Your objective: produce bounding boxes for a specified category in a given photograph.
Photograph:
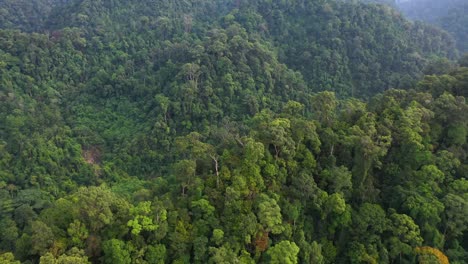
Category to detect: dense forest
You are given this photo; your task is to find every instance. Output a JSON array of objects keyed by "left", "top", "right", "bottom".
[
  {"left": 0, "top": 0, "right": 466, "bottom": 263},
  {"left": 397, "top": 0, "right": 468, "bottom": 52}
]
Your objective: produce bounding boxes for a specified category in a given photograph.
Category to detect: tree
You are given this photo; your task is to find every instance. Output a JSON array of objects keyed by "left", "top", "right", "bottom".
[
  {"left": 319, "top": 166, "right": 352, "bottom": 196},
  {"left": 0, "top": 252, "right": 20, "bottom": 264},
  {"left": 127, "top": 201, "right": 160, "bottom": 235},
  {"left": 283, "top": 101, "right": 305, "bottom": 117},
  {"left": 208, "top": 244, "right": 238, "bottom": 264},
  {"left": 310, "top": 92, "right": 337, "bottom": 126},
  {"left": 175, "top": 132, "right": 221, "bottom": 187},
  {"left": 39, "top": 248, "right": 91, "bottom": 264},
  {"left": 256, "top": 194, "right": 284, "bottom": 235},
  {"left": 102, "top": 239, "right": 131, "bottom": 264},
  {"left": 349, "top": 111, "right": 391, "bottom": 200},
  {"left": 309, "top": 241, "right": 325, "bottom": 264},
  {"left": 346, "top": 242, "right": 378, "bottom": 264},
  {"left": 442, "top": 193, "right": 468, "bottom": 239},
  {"left": 0, "top": 218, "right": 18, "bottom": 251},
  {"left": 13, "top": 204, "right": 36, "bottom": 230},
  {"left": 252, "top": 112, "right": 296, "bottom": 160},
  {"left": 415, "top": 247, "right": 449, "bottom": 264},
  {"left": 239, "top": 138, "right": 266, "bottom": 194},
  {"left": 154, "top": 94, "right": 171, "bottom": 122},
  {"left": 31, "top": 220, "right": 55, "bottom": 256},
  {"left": 193, "top": 236, "right": 209, "bottom": 263},
  {"left": 351, "top": 203, "right": 388, "bottom": 244},
  {"left": 173, "top": 159, "right": 196, "bottom": 195},
  {"left": 212, "top": 229, "right": 224, "bottom": 246},
  {"left": 67, "top": 220, "right": 89, "bottom": 248},
  {"left": 265, "top": 241, "right": 300, "bottom": 264},
  {"left": 71, "top": 185, "right": 130, "bottom": 233},
  {"left": 145, "top": 244, "right": 166, "bottom": 264},
  {"left": 386, "top": 211, "right": 423, "bottom": 260}
]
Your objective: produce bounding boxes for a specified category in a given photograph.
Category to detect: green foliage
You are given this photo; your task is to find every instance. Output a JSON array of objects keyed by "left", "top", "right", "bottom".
[
  {"left": 398, "top": 0, "right": 468, "bottom": 52},
  {"left": 265, "top": 241, "right": 300, "bottom": 264},
  {"left": 256, "top": 194, "right": 284, "bottom": 235},
  {"left": 212, "top": 229, "right": 224, "bottom": 246},
  {"left": 39, "top": 248, "right": 90, "bottom": 264},
  {"left": 67, "top": 220, "right": 88, "bottom": 247},
  {"left": 71, "top": 185, "right": 130, "bottom": 233},
  {"left": 127, "top": 201, "right": 159, "bottom": 235},
  {"left": 30, "top": 221, "right": 55, "bottom": 256},
  {"left": 145, "top": 244, "right": 166, "bottom": 264},
  {"left": 0, "top": 252, "right": 20, "bottom": 264},
  {"left": 0, "top": 0, "right": 465, "bottom": 263},
  {"left": 102, "top": 239, "right": 131, "bottom": 264}
]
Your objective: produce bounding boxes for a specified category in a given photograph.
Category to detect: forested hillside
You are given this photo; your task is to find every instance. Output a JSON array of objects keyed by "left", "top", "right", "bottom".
[
  {"left": 0, "top": 0, "right": 63, "bottom": 31},
  {"left": 0, "top": 0, "right": 466, "bottom": 263},
  {"left": 397, "top": 0, "right": 468, "bottom": 52}
]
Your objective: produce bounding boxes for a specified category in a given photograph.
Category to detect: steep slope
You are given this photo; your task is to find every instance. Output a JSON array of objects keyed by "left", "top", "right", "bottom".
[
  {"left": 25, "top": 0, "right": 456, "bottom": 98},
  {"left": 439, "top": 3, "right": 468, "bottom": 52},
  {"left": 0, "top": 0, "right": 67, "bottom": 31},
  {"left": 397, "top": 0, "right": 465, "bottom": 23},
  {"left": 397, "top": 0, "right": 468, "bottom": 52},
  {"left": 236, "top": 0, "right": 456, "bottom": 96},
  {"left": 0, "top": 0, "right": 466, "bottom": 263}
]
